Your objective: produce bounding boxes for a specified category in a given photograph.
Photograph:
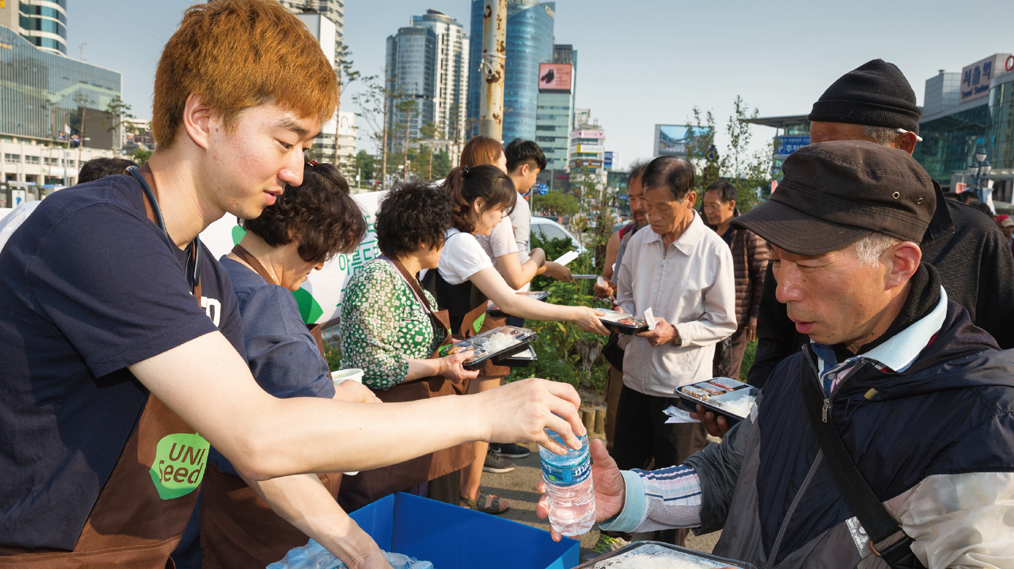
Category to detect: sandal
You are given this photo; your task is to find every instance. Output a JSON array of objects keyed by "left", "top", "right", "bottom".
[{"left": 460, "top": 490, "right": 510, "bottom": 515}]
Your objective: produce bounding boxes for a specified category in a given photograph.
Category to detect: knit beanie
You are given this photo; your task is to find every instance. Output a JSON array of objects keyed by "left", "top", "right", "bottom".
[{"left": 808, "top": 59, "right": 921, "bottom": 134}]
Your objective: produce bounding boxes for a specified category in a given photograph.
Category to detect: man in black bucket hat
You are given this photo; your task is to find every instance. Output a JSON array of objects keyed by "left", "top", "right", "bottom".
[
  {"left": 540, "top": 141, "right": 1014, "bottom": 569},
  {"left": 746, "top": 59, "right": 1014, "bottom": 395}
]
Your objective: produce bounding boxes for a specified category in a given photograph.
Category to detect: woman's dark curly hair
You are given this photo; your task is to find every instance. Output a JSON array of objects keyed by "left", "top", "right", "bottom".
[
  {"left": 242, "top": 163, "right": 366, "bottom": 263},
  {"left": 375, "top": 182, "right": 451, "bottom": 259},
  {"left": 443, "top": 165, "right": 516, "bottom": 234}
]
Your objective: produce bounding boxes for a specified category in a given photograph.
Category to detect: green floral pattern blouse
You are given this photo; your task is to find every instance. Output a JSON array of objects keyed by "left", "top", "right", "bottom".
[{"left": 339, "top": 259, "right": 444, "bottom": 390}]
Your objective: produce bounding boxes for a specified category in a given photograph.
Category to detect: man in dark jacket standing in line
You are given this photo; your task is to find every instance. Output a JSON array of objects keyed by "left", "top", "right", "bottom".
[
  {"left": 703, "top": 180, "right": 769, "bottom": 379},
  {"left": 748, "top": 59, "right": 1014, "bottom": 389},
  {"left": 541, "top": 142, "right": 1014, "bottom": 568}
]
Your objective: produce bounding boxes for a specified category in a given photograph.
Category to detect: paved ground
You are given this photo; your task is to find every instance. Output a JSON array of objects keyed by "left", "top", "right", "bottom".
[{"left": 479, "top": 442, "right": 721, "bottom": 563}]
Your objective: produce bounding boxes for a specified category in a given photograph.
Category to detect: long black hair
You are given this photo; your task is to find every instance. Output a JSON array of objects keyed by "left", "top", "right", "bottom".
[{"left": 443, "top": 164, "right": 516, "bottom": 234}]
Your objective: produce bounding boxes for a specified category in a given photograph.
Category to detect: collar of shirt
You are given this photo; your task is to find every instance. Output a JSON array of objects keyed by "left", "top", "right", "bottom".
[
  {"left": 642, "top": 210, "right": 705, "bottom": 256},
  {"left": 811, "top": 286, "right": 948, "bottom": 394}
]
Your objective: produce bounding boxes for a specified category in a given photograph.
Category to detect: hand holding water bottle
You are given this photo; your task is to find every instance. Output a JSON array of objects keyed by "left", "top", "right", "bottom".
[{"left": 536, "top": 438, "right": 627, "bottom": 542}]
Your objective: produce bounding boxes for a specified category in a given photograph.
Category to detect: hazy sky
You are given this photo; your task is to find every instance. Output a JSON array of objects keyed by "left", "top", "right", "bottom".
[{"left": 67, "top": 0, "right": 1013, "bottom": 167}]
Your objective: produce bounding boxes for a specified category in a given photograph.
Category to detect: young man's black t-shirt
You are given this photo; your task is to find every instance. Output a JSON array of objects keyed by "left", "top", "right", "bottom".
[{"left": 0, "top": 174, "right": 245, "bottom": 550}]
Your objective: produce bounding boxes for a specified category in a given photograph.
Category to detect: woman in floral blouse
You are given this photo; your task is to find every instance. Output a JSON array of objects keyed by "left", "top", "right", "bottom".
[
  {"left": 339, "top": 184, "right": 477, "bottom": 389},
  {"left": 338, "top": 183, "right": 478, "bottom": 511}
]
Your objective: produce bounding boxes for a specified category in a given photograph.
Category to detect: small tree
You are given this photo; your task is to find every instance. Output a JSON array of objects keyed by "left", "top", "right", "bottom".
[
  {"left": 131, "top": 147, "right": 153, "bottom": 164},
  {"left": 104, "top": 96, "right": 135, "bottom": 157},
  {"left": 394, "top": 98, "right": 418, "bottom": 181},
  {"left": 431, "top": 149, "right": 452, "bottom": 180},
  {"left": 416, "top": 121, "right": 439, "bottom": 181},
  {"left": 352, "top": 71, "right": 397, "bottom": 190},
  {"left": 333, "top": 43, "right": 363, "bottom": 169},
  {"left": 354, "top": 150, "right": 375, "bottom": 186},
  {"left": 536, "top": 191, "right": 579, "bottom": 217},
  {"left": 684, "top": 96, "right": 772, "bottom": 212}
]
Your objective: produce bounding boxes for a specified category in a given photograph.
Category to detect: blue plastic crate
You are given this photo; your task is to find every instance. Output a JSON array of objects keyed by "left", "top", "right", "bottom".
[{"left": 350, "top": 493, "right": 580, "bottom": 569}]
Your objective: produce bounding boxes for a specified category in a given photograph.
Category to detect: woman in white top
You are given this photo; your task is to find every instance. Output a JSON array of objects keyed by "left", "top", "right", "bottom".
[
  {"left": 461, "top": 135, "right": 548, "bottom": 289},
  {"left": 427, "top": 164, "right": 608, "bottom": 514}
]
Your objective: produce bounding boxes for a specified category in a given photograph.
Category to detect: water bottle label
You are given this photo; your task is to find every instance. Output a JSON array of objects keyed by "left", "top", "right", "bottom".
[{"left": 542, "top": 453, "right": 590, "bottom": 487}]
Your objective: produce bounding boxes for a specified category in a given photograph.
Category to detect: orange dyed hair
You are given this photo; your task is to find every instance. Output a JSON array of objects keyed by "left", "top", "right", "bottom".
[
  {"left": 459, "top": 136, "right": 504, "bottom": 167},
  {"left": 152, "top": 0, "right": 338, "bottom": 148}
]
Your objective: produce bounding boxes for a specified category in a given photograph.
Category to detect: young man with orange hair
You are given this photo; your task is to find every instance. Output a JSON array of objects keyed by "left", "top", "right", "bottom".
[{"left": 0, "top": 2, "right": 586, "bottom": 568}]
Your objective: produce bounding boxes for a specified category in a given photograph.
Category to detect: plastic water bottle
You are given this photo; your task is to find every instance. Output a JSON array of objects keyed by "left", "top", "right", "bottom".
[{"left": 539, "top": 431, "right": 596, "bottom": 536}]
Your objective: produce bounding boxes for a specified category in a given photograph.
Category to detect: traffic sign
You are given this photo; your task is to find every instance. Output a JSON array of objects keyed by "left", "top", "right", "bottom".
[{"left": 534, "top": 183, "right": 549, "bottom": 196}]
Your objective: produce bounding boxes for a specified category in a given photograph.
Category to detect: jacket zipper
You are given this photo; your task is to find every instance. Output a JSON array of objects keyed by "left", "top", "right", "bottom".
[
  {"left": 764, "top": 451, "right": 825, "bottom": 569},
  {"left": 804, "top": 350, "right": 864, "bottom": 423},
  {"left": 764, "top": 351, "right": 866, "bottom": 567}
]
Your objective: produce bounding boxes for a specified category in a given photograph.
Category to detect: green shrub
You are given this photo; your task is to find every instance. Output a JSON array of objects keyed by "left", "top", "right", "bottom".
[
  {"left": 514, "top": 233, "right": 611, "bottom": 394},
  {"left": 739, "top": 340, "right": 757, "bottom": 381},
  {"left": 324, "top": 346, "right": 342, "bottom": 372}
]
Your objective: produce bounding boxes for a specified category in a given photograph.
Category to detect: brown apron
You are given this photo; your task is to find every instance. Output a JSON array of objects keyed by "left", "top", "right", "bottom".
[
  {"left": 0, "top": 166, "right": 211, "bottom": 568},
  {"left": 337, "top": 258, "right": 475, "bottom": 511},
  {"left": 195, "top": 246, "right": 343, "bottom": 569}
]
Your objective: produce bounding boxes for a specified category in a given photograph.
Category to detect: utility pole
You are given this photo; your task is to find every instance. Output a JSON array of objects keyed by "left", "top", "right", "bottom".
[
  {"left": 75, "top": 95, "right": 88, "bottom": 184},
  {"left": 333, "top": 44, "right": 342, "bottom": 168},
  {"left": 402, "top": 105, "right": 411, "bottom": 180},
  {"left": 380, "top": 91, "right": 389, "bottom": 190},
  {"left": 478, "top": 0, "right": 506, "bottom": 141}
]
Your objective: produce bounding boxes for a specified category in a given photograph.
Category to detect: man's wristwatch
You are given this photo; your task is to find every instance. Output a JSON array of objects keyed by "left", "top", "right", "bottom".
[{"left": 671, "top": 326, "right": 681, "bottom": 347}]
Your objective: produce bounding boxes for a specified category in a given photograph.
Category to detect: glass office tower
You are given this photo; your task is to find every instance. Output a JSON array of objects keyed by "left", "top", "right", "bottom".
[
  {"left": 11, "top": 0, "right": 68, "bottom": 56},
  {"left": 0, "top": 25, "right": 121, "bottom": 143},
  {"left": 467, "top": 0, "right": 555, "bottom": 143}
]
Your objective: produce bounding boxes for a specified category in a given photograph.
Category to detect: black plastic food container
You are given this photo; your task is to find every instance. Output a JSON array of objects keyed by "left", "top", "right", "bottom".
[{"left": 574, "top": 540, "right": 757, "bottom": 569}]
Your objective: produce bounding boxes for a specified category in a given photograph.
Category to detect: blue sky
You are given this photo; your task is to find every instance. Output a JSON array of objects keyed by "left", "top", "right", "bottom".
[{"left": 68, "top": 0, "right": 1012, "bottom": 167}]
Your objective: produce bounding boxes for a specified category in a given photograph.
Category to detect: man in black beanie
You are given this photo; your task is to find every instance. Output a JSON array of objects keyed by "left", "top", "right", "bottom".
[
  {"left": 807, "top": 59, "right": 921, "bottom": 154},
  {"left": 740, "top": 59, "right": 1014, "bottom": 400}
]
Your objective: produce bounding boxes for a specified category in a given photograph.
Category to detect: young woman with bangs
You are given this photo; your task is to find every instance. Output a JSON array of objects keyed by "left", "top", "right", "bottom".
[{"left": 424, "top": 165, "right": 609, "bottom": 515}]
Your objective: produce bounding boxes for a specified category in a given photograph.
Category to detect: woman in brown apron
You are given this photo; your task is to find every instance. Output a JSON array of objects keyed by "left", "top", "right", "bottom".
[
  {"left": 337, "top": 183, "right": 479, "bottom": 512},
  {"left": 195, "top": 163, "right": 382, "bottom": 569},
  {"left": 423, "top": 165, "right": 610, "bottom": 514}
]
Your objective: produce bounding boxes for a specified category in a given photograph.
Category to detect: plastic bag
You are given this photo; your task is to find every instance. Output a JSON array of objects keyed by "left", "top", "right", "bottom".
[{"left": 266, "top": 539, "right": 434, "bottom": 569}]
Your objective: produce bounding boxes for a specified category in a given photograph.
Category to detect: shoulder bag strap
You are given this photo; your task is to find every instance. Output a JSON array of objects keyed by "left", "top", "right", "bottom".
[
  {"left": 230, "top": 244, "right": 278, "bottom": 285},
  {"left": 799, "top": 359, "right": 926, "bottom": 569},
  {"left": 384, "top": 257, "right": 448, "bottom": 337},
  {"left": 385, "top": 256, "right": 435, "bottom": 313}
]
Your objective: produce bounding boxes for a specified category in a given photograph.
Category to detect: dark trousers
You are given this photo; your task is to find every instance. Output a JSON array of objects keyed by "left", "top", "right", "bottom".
[
  {"left": 611, "top": 384, "right": 708, "bottom": 546},
  {"left": 715, "top": 327, "right": 751, "bottom": 380}
]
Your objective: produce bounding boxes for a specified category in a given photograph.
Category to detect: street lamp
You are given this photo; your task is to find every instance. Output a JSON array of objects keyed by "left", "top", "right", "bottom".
[{"left": 967, "top": 147, "right": 991, "bottom": 203}]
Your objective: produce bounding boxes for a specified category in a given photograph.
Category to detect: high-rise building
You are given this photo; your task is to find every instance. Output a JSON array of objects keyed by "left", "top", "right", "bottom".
[
  {"left": 569, "top": 110, "right": 606, "bottom": 185},
  {"left": 0, "top": 0, "right": 67, "bottom": 56},
  {"left": 279, "top": 0, "right": 344, "bottom": 61},
  {"left": 467, "top": 0, "right": 555, "bottom": 143},
  {"left": 0, "top": 3, "right": 121, "bottom": 187},
  {"left": 279, "top": 2, "right": 353, "bottom": 168},
  {"left": 411, "top": 10, "right": 468, "bottom": 144},
  {"left": 385, "top": 10, "right": 468, "bottom": 153},
  {"left": 534, "top": 44, "right": 576, "bottom": 171}
]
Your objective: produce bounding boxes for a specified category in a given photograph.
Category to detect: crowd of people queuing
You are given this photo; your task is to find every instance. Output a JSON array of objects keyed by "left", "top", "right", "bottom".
[
  {"left": 0, "top": 2, "right": 1012, "bottom": 569},
  {"left": 543, "top": 59, "right": 1014, "bottom": 568}
]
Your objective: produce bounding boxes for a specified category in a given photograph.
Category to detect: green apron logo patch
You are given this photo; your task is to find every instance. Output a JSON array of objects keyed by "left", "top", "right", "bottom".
[{"left": 149, "top": 433, "right": 210, "bottom": 500}]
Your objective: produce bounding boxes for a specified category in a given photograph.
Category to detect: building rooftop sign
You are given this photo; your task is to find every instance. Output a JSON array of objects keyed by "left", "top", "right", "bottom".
[
  {"left": 538, "top": 63, "right": 572, "bottom": 93},
  {"left": 961, "top": 53, "right": 1011, "bottom": 103}
]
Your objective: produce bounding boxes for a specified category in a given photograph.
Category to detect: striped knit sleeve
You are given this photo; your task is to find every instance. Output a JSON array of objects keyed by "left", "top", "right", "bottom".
[{"left": 599, "top": 465, "right": 703, "bottom": 533}]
